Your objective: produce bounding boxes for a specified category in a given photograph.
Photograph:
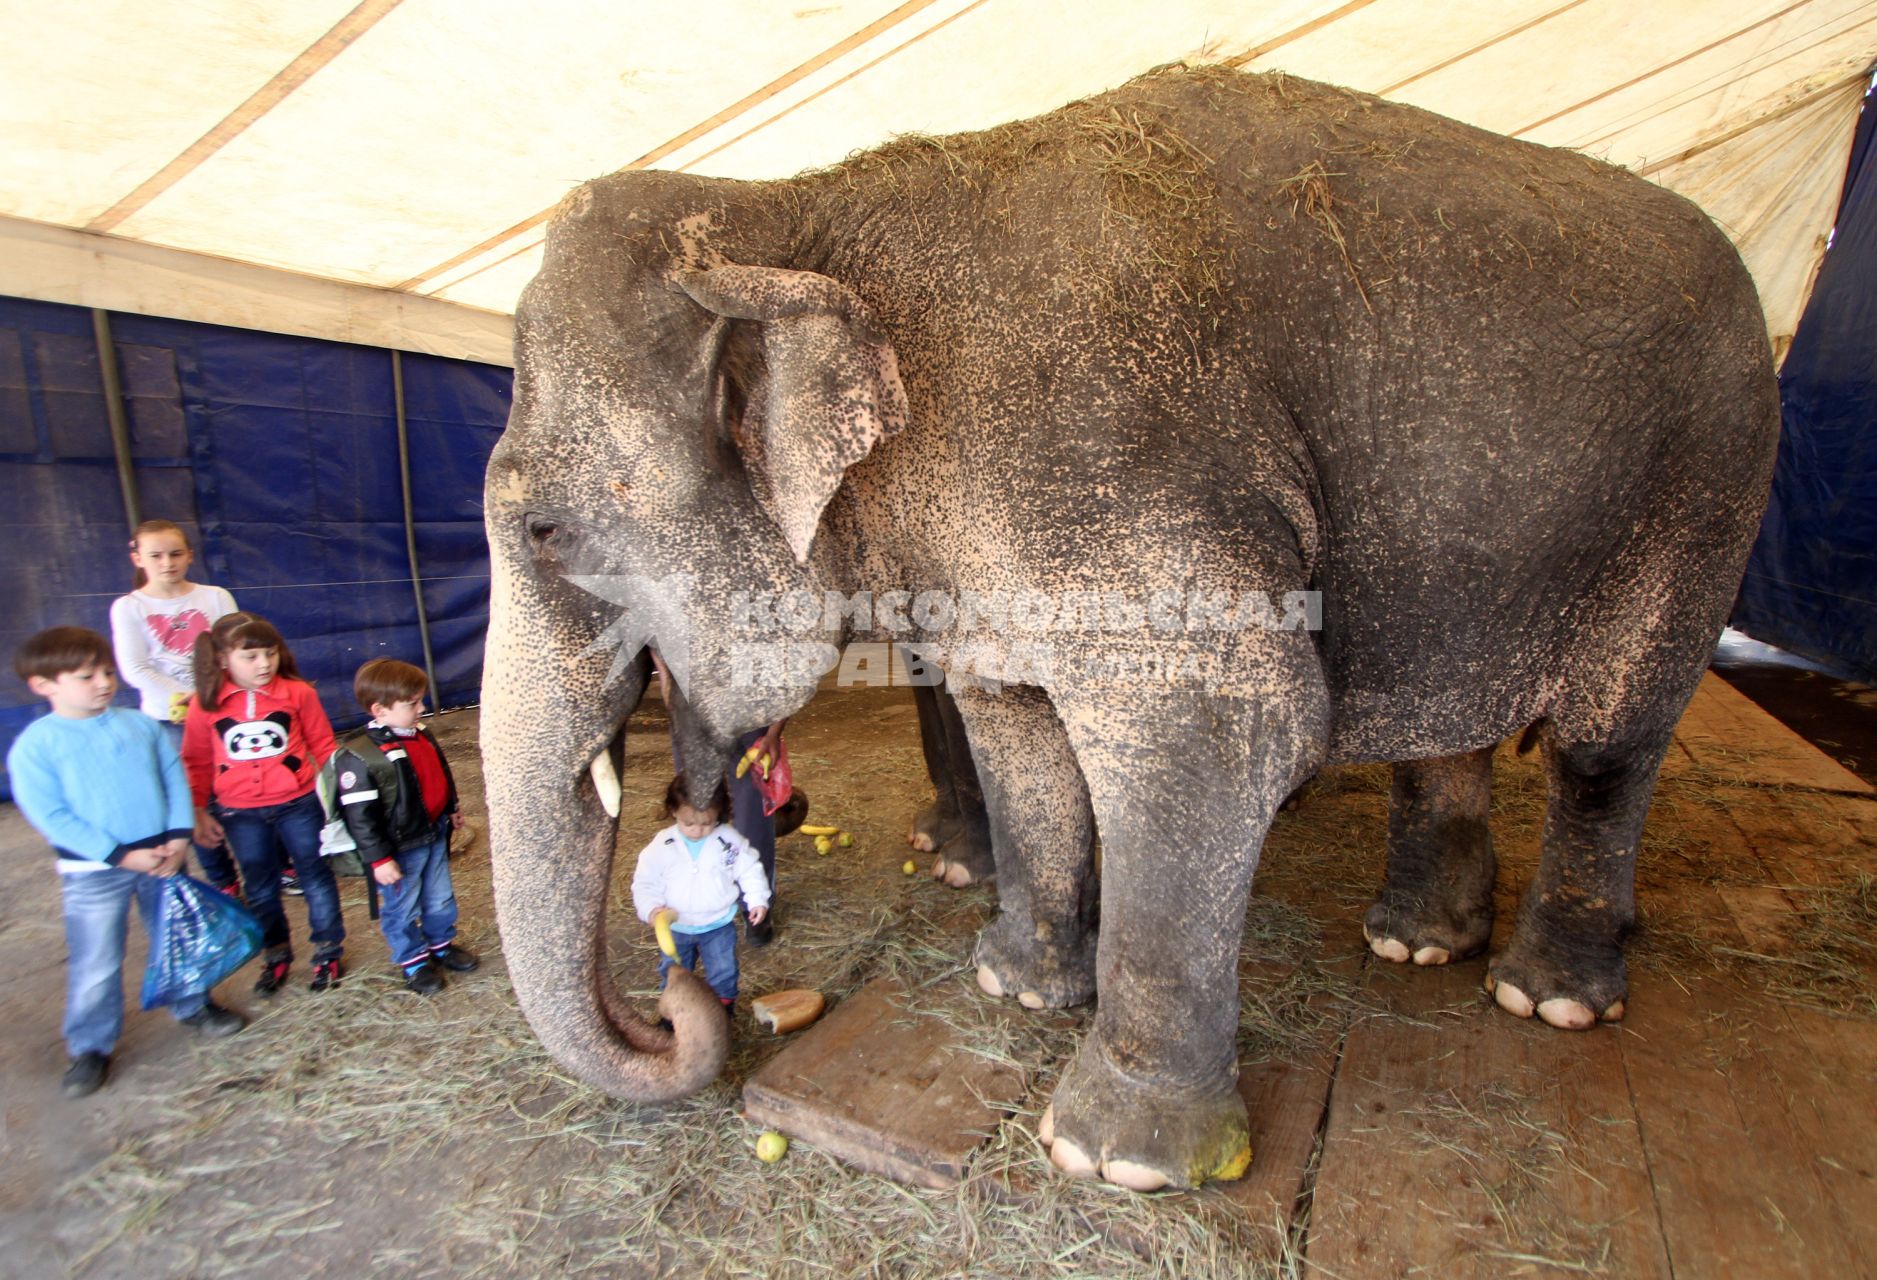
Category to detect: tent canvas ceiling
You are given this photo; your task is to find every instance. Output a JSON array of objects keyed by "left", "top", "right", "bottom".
[{"left": 2, "top": 0, "right": 1874, "bottom": 366}]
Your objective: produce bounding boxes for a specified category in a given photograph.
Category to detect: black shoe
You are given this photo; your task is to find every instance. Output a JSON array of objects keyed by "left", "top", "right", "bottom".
[
  {"left": 747, "top": 911, "right": 774, "bottom": 949},
  {"left": 310, "top": 958, "right": 343, "bottom": 992},
  {"left": 404, "top": 963, "right": 444, "bottom": 995},
  {"left": 429, "top": 944, "right": 479, "bottom": 973},
  {"left": 179, "top": 1002, "right": 246, "bottom": 1038},
  {"left": 62, "top": 1051, "right": 109, "bottom": 1098},
  {"left": 254, "top": 955, "right": 291, "bottom": 997},
  {"left": 279, "top": 870, "right": 303, "bottom": 897}
]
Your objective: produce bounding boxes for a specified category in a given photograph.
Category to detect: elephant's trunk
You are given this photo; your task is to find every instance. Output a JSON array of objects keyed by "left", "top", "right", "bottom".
[{"left": 482, "top": 558, "right": 729, "bottom": 1102}]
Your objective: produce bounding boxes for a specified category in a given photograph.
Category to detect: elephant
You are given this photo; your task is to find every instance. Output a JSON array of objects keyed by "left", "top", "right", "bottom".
[
  {"left": 905, "top": 661, "right": 996, "bottom": 886},
  {"left": 480, "top": 65, "right": 1779, "bottom": 1192}
]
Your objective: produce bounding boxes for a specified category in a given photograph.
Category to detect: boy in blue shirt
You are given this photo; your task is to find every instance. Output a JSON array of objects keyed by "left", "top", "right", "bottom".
[{"left": 8, "top": 627, "right": 247, "bottom": 1098}]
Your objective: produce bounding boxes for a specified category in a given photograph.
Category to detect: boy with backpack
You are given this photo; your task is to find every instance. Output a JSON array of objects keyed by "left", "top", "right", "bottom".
[{"left": 325, "top": 659, "right": 478, "bottom": 994}]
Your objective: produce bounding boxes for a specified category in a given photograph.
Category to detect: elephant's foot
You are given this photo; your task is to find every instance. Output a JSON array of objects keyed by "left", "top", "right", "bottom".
[
  {"left": 1037, "top": 1038, "right": 1251, "bottom": 1191},
  {"left": 908, "top": 798, "right": 962, "bottom": 854},
  {"left": 1362, "top": 890, "right": 1493, "bottom": 968},
  {"left": 929, "top": 826, "right": 996, "bottom": 888},
  {"left": 1484, "top": 933, "right": 1628, "bottom": 1029},
  {"left": 973, "top": 917, "right": 1096, "bottom": 1009}
]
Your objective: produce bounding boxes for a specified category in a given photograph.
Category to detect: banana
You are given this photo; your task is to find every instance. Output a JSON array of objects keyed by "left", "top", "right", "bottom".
[
  {"left": 798, "top": 824, "right": 841, "bottom": 837},
  {"left": 653, "top": 908, "right": 679, "bottom": 959}
]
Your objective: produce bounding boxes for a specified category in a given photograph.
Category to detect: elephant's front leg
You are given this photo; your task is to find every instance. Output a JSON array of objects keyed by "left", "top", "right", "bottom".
[
  {"left": 948, "top": 682, "right": 1097, "bottom": 1008},
  {"left": 1041, "top": 674, "right": 1325, "bottom": 1191}
]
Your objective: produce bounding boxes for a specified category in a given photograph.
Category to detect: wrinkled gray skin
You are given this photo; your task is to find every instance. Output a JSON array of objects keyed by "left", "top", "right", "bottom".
[
  {"left": 907, "top": 674, "right": 996, "bottom": 885},
  {"left": 482, "top": 67, "right": 1778, "bottom": 1190}
]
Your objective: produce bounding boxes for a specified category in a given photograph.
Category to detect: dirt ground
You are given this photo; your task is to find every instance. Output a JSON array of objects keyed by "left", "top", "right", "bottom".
[{"left": 2, "top": 679, "right": 1873, "bottom": 1278}]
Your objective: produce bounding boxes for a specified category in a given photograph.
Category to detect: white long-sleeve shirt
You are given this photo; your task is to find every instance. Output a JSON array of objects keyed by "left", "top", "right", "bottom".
[
  {"left": 108, "top": 584, "right": 237, "bottom": 719},
  {"left": 631, "top": 822, "right": 770, "bottom": 933}
]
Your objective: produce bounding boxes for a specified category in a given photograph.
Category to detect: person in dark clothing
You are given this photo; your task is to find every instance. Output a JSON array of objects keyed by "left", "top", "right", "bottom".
[{"left": 330, "top": 659, "right": 479, "bottom": 995}]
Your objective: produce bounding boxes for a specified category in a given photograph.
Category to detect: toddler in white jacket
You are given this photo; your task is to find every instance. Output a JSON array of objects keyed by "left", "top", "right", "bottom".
[{"left": 631, "top": 775, "right": 770, "bottom": 1013}]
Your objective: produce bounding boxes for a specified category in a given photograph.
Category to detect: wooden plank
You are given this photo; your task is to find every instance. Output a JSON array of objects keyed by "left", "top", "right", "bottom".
[
  {"left": 1204, "top": 960, "right": 1345, "bottom": 1240},
  {"left": 1307, "top": 958, "right": 1673, "bottom": 1279},
  {"left": 742, "top": 977, "right": 1024, "bottom": 1189},
  {"left": 1617, "top": 944, "right": 1869, "bottom": 1279},
  {"left": 1678, "top": 675, "right": 1874, "bottom": 795}
]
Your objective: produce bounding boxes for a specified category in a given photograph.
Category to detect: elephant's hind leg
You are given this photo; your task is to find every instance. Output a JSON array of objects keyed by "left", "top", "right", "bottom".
[
  {"left": 1485, "top": 724, "right": 1671, "bottom": 1029},
  {"left": 908, "top": 675, "right": 997, "bottom": 886},
  {"left": 951, "top": 682, "right": 1097, "bottom": 1008},
  {"left": 1364, "top": 746, "right": 1497, "bottom": 966}
]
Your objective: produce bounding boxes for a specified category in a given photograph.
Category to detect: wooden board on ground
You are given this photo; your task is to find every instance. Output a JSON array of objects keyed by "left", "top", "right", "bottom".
[
  {"left": 1618, "top": 958, "right": 1873, "bottom": 1279},
  {"left": 1307, "top": 957, "right": 1674, "bottom": 1279},
  {"left": 743, "top": 976, "right": 1025, "bottom": 1189},
  {"left": 1679, "top": 674, "right": 1874, "bottom": 794}
]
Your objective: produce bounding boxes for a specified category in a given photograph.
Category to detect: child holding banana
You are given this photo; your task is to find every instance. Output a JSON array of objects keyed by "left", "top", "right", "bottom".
[{"left": 632, "top": 774, "right": 770, "bottom": 1017}]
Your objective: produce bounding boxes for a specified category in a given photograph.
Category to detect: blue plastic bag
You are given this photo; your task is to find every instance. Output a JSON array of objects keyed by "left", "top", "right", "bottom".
[{"left": 140, "top": 873, "right": 265, "bottom": 1010}]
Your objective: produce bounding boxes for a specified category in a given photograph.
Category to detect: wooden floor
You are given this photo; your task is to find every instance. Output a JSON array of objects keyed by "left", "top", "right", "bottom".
[{"left": 1220, "top": 675, "right": 1877, "bottom": 1277}]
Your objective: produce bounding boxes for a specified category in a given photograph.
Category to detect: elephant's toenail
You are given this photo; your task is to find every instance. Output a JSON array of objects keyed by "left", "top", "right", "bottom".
[
  {"left": 1037, "top": 1104, "right": 1055, "bottom": 1145},
  {"left": 1103, "top": 1159, "right": 1170, "bottom": 1192},
  {"left": 1412, "top": 945, "right": 1451, "bottom": 966},
  {"left": 943, "top": 864, "right": 974, "bottom": 888},
  {"left": 930, "top": 856, "right": 947, "bottom": 879},
  {"left": 1017, "top": 991, "right": 1045, "bottom": 1009},
  {"left": 1601, "top": 1000, "right": 1626, "bottom": 1022},
  {"left": 976, "top": 964, "right": 1006, "bottom": 998},
  {"left": 1370, "top": 936, "right": 1411, "bottom": 963},
  {"left": 1537, "top": 997, "right": 1596, "bottom": 1030},
  {"left": 1491, "top": 979, "right": 1536, "bottom": 1017},
  {"left": 1050, "top": 1137, "right": 1097, "bottom": 1178}
]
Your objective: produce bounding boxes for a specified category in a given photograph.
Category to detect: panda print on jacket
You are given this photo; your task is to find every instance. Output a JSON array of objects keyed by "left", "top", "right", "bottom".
[
  {"left": 181, "top": 678, "right": 339, "bottom": 811},
  {"left": 216, "top": 711, "right": 301, "bottom": 774}
]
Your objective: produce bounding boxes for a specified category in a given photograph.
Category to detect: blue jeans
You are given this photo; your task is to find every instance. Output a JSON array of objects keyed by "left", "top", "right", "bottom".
[
  {"left": 61, "top": 867, "right": 207, "bottom": 1056},
  {"left": 657, "top": 922, "right": 740, "bottom": 1002},
  {"left": 377, "top": 824, "right": 459, "bottom": 970},
  {"left": 161, "top": 723, "right": 237, "bottom": 888},
  {"left": 217, "top": 792, "right": 344, "bottom": 962}
]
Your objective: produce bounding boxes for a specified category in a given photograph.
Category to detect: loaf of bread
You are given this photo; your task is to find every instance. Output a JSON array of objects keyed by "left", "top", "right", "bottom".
[{"left": 751, "top": 989, "right": 825, "bottom": 1034}]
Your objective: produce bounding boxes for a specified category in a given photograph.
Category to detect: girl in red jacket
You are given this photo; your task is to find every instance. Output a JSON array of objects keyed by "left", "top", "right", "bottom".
[{"left": 183, "top": 613, "right": 346, "bottom": 995}]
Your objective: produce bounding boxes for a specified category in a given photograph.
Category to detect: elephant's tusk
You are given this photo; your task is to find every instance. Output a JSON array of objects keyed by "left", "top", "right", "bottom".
[{"left": 589, "top": 750, "right": 622, "bottom": 819}]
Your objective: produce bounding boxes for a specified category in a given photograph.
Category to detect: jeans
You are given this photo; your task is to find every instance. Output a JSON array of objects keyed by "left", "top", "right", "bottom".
[
  {"left": 161, "top": 723, "right": 237, "bottom": 888},
  {"left": 217, "top": 792, "right": 344, "bottom": 963},
  {"left": 377, "top": 823, "right": 459, "bottom": 970},
  {"left": 657, "top": 921, "right": 740, "bottom": 1002},
  {"left": 61, "top": 867, "right": 207, "bottom": 1056}
]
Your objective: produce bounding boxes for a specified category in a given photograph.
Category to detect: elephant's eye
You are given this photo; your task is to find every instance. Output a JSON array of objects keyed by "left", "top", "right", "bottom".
[{"left": 524, "top": 514, "right": 561, "bottom": 548}]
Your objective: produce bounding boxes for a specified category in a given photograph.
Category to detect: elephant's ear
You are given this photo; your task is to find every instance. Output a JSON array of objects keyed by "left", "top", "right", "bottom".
[{"left": 674, "top": 264, "right": 908, "bottom": 563}]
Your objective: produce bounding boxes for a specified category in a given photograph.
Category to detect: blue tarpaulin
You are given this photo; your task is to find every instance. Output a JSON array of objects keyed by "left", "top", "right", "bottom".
[
  {"left": 1, "top": 296, "right": 510, "bottom": 800},
  {"left": 1734, "top": 79, "right": 1877, "bottom": 684}
]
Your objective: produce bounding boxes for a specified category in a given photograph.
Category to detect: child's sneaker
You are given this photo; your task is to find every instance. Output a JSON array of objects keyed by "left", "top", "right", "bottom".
[
  {"left": 404, "top": 963, "right": 444, "bottom": 995},
  {"left": 179, "top": 1002, "right": 247, "bottom": 1038},
  {"left": 253, "top": 953, "right": 291, "bottom": 997},
  {"left": 279, "top": 870, "right": 303, "bottom": 897},
  {"left": 309, "top": 958, "right": 343, "bottom": 992},
  {"left": 429, "top": 944, "right": 479, "bottom": 973},
  {"left": 217, "top": 881, "right": 245, "bottom": 903},
  {"left": 61, "top": 1051, "right": 109, "bottom": 1099}
]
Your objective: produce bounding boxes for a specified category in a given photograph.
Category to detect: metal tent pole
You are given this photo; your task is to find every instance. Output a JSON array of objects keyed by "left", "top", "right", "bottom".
[
  {"left": 91, "top": 309, "right": 141, "bottom": 532},
  {"left": 393, "top": 349, "right": 442, "bottom": 709}
]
